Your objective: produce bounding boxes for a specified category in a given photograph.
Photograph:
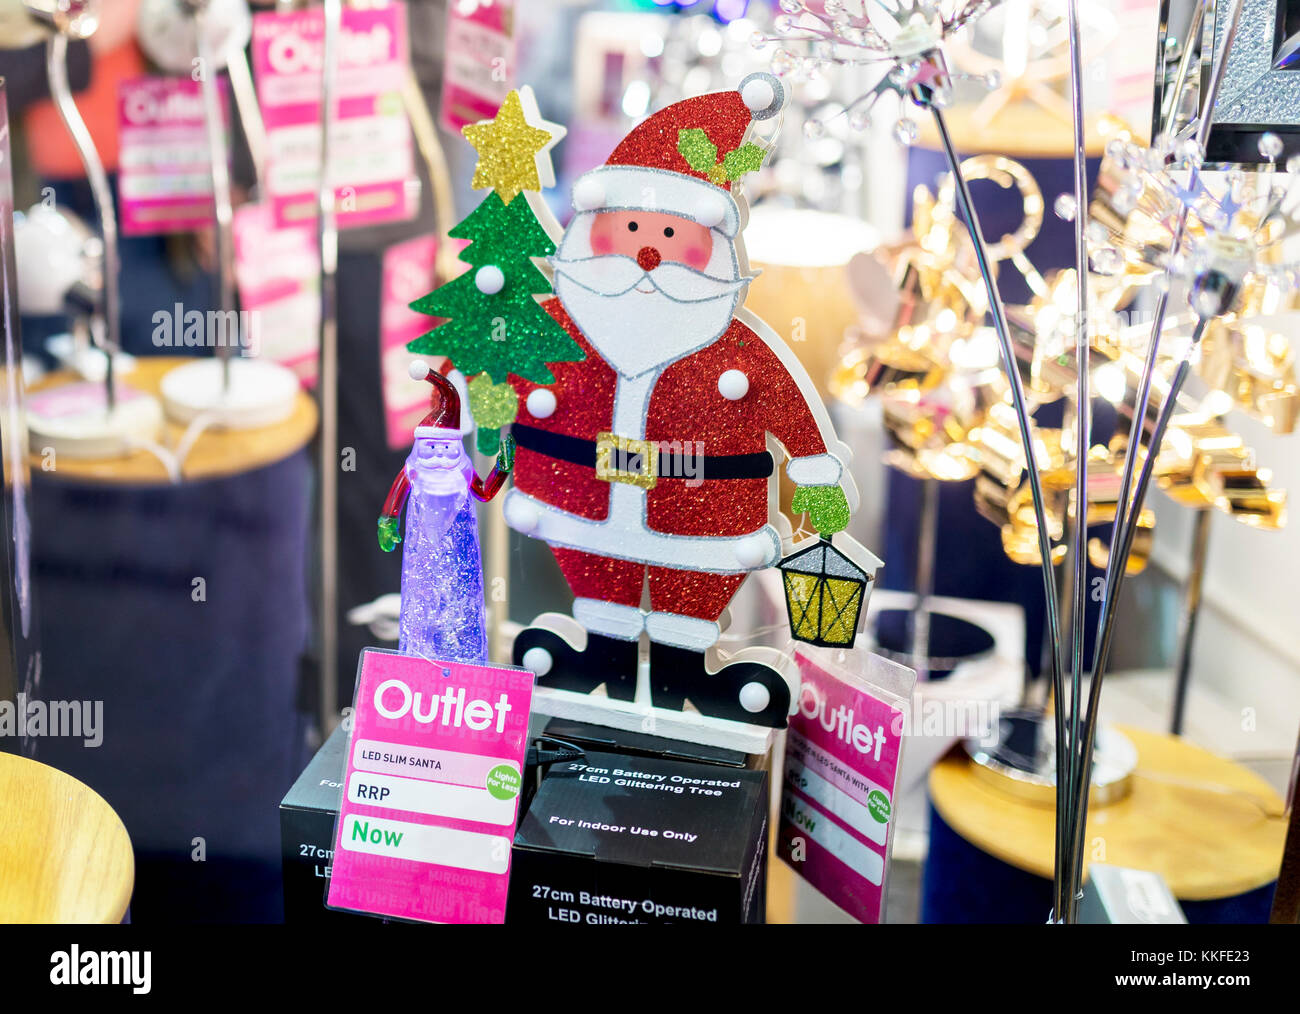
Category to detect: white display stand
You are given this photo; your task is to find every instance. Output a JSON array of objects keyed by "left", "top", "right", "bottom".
[
  {"left": 160, "top": 357, "right": 300, "bottom": 430},
  {"left": 27, "top": 383, "right": 165, "bottom": 460},
  {"left": 503, "top": 620, "right": 777, "bottom": 755}
]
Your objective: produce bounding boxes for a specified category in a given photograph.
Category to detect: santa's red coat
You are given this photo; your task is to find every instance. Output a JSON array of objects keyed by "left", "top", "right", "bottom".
[{"left": 503, "top": 298, "right": 835, "bottom": 572}]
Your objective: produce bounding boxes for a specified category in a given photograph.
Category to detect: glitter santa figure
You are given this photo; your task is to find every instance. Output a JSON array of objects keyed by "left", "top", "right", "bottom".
[
  {"left": 506, "top": 73, "right": 860, "bottom": 727},
  {"left": 378, "top": 363, "right": 514, "bottom": 663}
]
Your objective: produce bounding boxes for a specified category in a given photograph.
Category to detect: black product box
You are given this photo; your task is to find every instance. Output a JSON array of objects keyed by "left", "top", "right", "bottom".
[
  {"left": 542, "top": 718, "right": 767, "bottom": 770},
  {"left": 279, "top": 724, "right": 366, "bottom": 925},
  {"left": 508, "top": 750, "right": 769, "bottom": 925}
]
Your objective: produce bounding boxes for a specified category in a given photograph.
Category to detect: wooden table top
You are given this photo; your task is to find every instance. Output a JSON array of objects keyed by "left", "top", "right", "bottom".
[
  {"left": 929, "top": 725, "right": 1288, "bottom": 900},
  {"left": 26, "top": 357, "right": 319, "bottom": 485},
  {"left": 0, "top": 751, "right": 134, "bottom": 923}
]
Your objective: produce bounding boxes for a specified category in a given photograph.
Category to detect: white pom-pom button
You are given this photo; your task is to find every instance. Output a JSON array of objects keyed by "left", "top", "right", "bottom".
[
  {"left": 718, "top": 369, "right": 749, "bottom": 400},
  {"left": 741, "top": 78, "right": 775, "bottom": 113},
  {"left": 475, "top": 265, "right": 505, "bottom": 294},
  {"left": 573, "top": 176, "right": 607, "bottom": 211},
  {"left": 522, "top": 646, "right": 553, "bottom": 677},
  {"left": 696, "top": 192, "right": 728, "bottom": 229},
  {"left": 408, "top": 360, "right": 430, "bottom": 381},
  {"left": 505, "top": 497, "right": 541, "bottom": 534},
  {"left": 526, "top": 388, "right": 557, "bottom": 419},
  {"left": 734, "top": 534, "right": 769, "bottom": 569},
  {"left": 739, "top": 681, "right": 770, "bottom": 714}
]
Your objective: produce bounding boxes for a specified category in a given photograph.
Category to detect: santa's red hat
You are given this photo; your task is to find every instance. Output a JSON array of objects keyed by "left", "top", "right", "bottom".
[
  {"left": 570, "top": 72, "right": 784, "bottom": 240},
  {"left": 409, "top": 360, "right": 464, "bottom": 438}
]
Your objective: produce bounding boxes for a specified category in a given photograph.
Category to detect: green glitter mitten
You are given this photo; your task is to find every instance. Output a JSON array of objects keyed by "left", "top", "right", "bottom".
[{"left": 792, "top": 485, "right": 851, "bottom": 536}]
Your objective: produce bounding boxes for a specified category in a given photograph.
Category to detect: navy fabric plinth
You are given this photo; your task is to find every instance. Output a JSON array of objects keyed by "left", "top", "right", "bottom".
[
  {"left": 922, "top": 803, "right": 1276, "bottom": 924},
  {"left": 30, "top": 452, "right": 313, "bottom": 923}
]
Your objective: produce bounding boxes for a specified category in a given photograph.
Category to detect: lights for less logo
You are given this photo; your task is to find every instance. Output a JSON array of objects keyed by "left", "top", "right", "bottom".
[{"left": 486, "top": 763, "right": 522, "bottom": 800}]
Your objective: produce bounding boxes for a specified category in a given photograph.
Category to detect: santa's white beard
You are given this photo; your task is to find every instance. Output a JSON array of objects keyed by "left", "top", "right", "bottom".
[
  {"left": 552, "top": 215, "right": 747, "bottom": 377},
  {"left": 555, "top": 274, "right": 741, "bottom": 378}
]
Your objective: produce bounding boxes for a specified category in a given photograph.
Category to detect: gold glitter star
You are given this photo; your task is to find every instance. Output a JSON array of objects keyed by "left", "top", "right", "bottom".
[{"left": 462, "top": 87, "right": 565, "bottom": 205}]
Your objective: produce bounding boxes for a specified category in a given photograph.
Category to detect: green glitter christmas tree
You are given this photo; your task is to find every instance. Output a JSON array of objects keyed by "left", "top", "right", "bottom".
[{"left": 408, "top": 91, "right": 582, "bottom": 456}]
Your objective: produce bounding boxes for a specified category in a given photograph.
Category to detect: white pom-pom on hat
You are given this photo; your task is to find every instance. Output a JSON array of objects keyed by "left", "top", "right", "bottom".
[
  {"left": 738, "top": 71, "right": 784, "bottom": 120},
  {"left": 696, "top": 191, "right": 728, "bottom": 229},
  {"left": 573, "top": 175, "right": 607, "bottom": 211},
  {"left": 741, "top": 78, "right": 775, "bottom": 114},
  {"left": 408, "top": 360, "right": 430, "bottom": 381}
]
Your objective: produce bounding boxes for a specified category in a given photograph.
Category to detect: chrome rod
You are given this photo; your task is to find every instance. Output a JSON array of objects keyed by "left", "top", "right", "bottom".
[
  {"left": 193, "top": 4, "right": 237, "bottom": 389},
  {"left": 45, "top": 32, "right": 117, "bottom": 408},
  {"left": 1063, "top": 0, "right": 1091, "bottom": 915},
  {"left": 1170, "top": 507, "right": 1211, "bottom": 736},
  {"left": 929, "top": 103, "right": 1069, "bottom": 921},
  {"left": 1069, "top": 0, "right": 1244, "bottom": 919},
  {"left": 911, "top": 477, "right": 939, "bottom": 682},
  {"left": 1069, "top": 318, "right": 1209, "bottom": 913},
  {"left": 316, "top": 0, "right": 341, "bottom": 732}
]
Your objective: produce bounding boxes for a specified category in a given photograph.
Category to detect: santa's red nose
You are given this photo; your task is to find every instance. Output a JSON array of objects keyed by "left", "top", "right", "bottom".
[{"left": 636, "top": 246, "right": 661, "bottom": 272}]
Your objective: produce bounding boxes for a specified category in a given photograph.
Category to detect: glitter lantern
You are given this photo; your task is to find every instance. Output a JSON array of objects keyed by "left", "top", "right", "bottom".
[{"left": 780, "top": 537, "right": 871, "bottom": 648}]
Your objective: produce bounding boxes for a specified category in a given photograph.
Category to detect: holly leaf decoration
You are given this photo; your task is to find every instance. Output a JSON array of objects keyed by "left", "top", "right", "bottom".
[
  {"left": 677, "top": 128, "right": 719, "bottom": 173},
  {"left": 722, "top": 142, "right": 766, "bottom": 181}
]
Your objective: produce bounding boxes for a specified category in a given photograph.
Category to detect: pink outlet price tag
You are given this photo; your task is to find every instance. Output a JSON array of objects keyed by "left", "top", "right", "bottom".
[
  {"left": 117, "top": 76, "right": 227, "bottom": 236},
  {"left": 251, "top": 4, "right": 417, "bottom": 230},
  {"left": 777, "top": 646, "right": 910, "bottom": 924},
  {"left": 439, "top": 0, "right": 516, "bottom": 133},
  {"left": 327, "top": 649, "right": 534, "bottom": 924}
]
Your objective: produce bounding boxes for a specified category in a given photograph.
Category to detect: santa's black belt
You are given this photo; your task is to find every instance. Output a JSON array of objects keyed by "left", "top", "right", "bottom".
[{"left": 512, "top": 423, "right": 774, "bottom": 488}]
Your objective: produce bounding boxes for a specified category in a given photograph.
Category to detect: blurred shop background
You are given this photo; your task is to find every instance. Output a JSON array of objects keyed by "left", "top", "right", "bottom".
[{"left": 0, "top": 0, "right": 1295, "bottom": 925}]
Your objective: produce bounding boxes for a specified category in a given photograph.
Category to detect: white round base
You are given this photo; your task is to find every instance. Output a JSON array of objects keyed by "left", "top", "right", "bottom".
[
  {"left": 27, "top": 385, "right": 164, "bottom": 460},
  {"left": 160, "top": 358, "right": 299, "bottom": 430}
]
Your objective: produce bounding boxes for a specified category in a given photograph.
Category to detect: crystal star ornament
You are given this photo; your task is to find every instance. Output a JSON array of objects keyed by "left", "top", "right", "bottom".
[{"left": 462, "top": 86, "right": 565, "bottom": 205}]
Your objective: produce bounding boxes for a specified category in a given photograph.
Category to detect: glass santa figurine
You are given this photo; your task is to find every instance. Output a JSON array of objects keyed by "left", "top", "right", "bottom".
[{"left": 377, "top": 361, "right": 514, "bottom": 662}]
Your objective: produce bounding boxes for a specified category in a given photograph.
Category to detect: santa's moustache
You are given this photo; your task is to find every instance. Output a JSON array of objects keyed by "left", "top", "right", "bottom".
[{"left": 551, "top": 254, "right": 749, "bottom": 303}]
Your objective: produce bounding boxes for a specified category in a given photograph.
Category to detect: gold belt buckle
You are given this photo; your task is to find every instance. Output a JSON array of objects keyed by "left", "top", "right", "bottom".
[{"left": 595, "top": 432, "right": 658, "bottom": 490}]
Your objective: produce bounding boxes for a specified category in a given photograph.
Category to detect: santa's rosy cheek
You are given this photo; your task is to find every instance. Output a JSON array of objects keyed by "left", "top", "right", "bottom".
[
  {"left": 683, "top": 246, "right": 709, "bottom": 270},
  {"left": 591, "top": 232, "right": 614, "bottom": 256}
]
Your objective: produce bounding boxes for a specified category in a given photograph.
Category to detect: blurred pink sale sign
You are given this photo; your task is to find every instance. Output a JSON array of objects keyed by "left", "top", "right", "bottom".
[
  {"left": 327, "top": 649, "right": 534, "bottom": 924},
  {"left": 252, "top": 4, "right": 416, "bottom": 230},
  {"left": 117, "top": 76, "right": 226, "bottom": 236},
  {"left": 777, "top": 647, "right": 910, "bottom": 924}
]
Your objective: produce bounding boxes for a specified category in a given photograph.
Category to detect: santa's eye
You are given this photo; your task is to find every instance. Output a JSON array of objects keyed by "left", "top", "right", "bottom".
[
  {"left": 627, "top": 221, "right": 638, "bottom": 232},
  {"left": 664, "top": 227, "right": 675, "bottom": 238}
]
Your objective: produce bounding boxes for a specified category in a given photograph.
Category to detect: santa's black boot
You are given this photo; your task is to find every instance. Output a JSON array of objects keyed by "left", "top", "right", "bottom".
[
  {"left": 514, "top": 624, "right": 638, "bottom": 702},
  {"left": 649, "top": 641, "right": 790, "bottom": 728}
]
